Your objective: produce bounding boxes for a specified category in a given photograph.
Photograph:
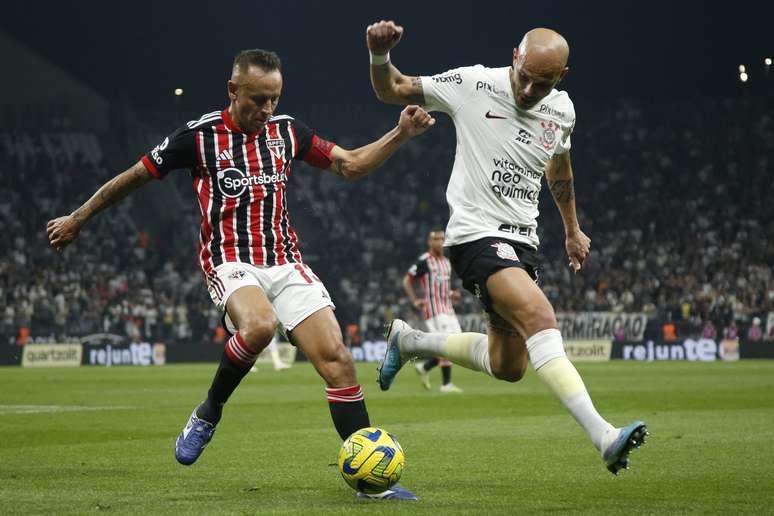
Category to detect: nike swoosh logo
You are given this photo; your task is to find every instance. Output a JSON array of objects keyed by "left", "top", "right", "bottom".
[
  {"left": 485, "top": 110, "right": 507, "bottom": 119},
  {"left": 182, "top": 422, "right": 192, "bottom": 439}
]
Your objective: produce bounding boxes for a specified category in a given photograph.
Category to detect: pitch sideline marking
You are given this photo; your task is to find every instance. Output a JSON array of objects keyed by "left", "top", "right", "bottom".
[{"left": 0, "top": 405, "right": 137, "bottom": 415}]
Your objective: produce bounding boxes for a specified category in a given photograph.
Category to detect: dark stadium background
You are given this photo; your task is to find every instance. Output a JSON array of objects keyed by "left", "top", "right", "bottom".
[
  {"left": 2, "top": 4, "right": 774, "bottom": 513},
  {"left": 3, "top": 1, "right": 771, "bottom": 105},
  {"left": 1, "top": 0, "right": 772, "bottom": 353}
]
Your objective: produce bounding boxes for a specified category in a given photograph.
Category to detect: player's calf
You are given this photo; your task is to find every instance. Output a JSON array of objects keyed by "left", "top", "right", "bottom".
[
  {"left": 315, "top": 345, "right": 369, "bottom": 439},
  {"left": 490, "top": 362, "right": 527, "bottom": 383},
  {"left": 486, "top": 312, "right": 529, "bottom": 383},
  {"left": 290, "top": 309, "right": 369, "bottom": 440}
]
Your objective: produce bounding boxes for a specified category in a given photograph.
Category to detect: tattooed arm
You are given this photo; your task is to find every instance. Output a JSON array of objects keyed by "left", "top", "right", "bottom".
[
  {"left": 366, "top": 21, "right": 425, "bottom": 105},
  {"left": 327, "top": 106, "right": 434, "bottom": 181},
  {"left": 47, "top": 161, "right": 154, "bottom": 251},
  {"left": 545, "top": 151, "right": 591, "bottom": 272}
]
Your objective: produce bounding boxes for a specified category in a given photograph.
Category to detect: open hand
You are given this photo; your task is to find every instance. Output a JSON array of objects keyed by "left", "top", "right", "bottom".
[
  {"left": 366, "top": 20, "right": 404, "bottom": 54},
  {"left": 398, "top": 105, "right": 435, "bottom": 137}
]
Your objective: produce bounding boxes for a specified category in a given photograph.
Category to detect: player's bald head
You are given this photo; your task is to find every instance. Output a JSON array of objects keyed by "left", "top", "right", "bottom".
[
  {"left": 516, "top": 28, "right": 569, "bottom": 78},
  {"left": 510, "top": 28, "right": 569, "bottom": 109}
]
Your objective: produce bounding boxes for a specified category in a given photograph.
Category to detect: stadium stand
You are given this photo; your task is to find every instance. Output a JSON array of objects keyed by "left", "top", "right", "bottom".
[{"left": 1, "top": 92, "right": 772, "bottom": 346}]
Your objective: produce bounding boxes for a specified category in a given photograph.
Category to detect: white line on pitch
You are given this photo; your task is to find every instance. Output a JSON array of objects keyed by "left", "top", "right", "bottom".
[{"left": 0, "top": 405, "right": 137, "bottom": 415}]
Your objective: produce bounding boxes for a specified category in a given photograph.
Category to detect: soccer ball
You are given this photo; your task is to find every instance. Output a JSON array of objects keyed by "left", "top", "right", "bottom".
[{"left": 338, "top": 427, "right": 405, "bottom": 494}]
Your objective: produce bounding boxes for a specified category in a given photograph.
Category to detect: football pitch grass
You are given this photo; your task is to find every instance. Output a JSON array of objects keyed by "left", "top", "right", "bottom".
[{"left": 1, "top": 360, "right": 773, "bottom": 515}]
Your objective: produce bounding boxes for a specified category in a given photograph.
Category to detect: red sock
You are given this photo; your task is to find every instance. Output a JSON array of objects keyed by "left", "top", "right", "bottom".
[
  {"left": 326, "top": 385, "right": 370, "bottom": 440},
  {"left": 224, "top": 332, "right": 258, "bottom": 367}
]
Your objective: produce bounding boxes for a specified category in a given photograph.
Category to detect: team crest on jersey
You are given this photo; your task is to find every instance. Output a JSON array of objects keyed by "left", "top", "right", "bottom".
[
  {"left": 228, "top": 269, "right": 247, "bottom": 280},
  {"left": 491, "top": 242, "right": 520, "bottom": 262},
  {"left": 266, "top": 138, "right": 286, "bottom": 160},
  {"left": 539, "top": 121, "right": 559, "bottom": 151}
]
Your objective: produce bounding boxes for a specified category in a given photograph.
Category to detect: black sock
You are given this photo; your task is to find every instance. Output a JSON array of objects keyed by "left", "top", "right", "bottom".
[
  {"left": 423, "top": 357, "right": 439, "bottom": 372},
  {"left": 441, "top": 365, "right": 451, "bottom": 385},
  {"left": 326, "top": 385, "right": 370, "bottom": 440},
  {"left": 196, "top": 333, "right": 257, "bottom": 425}
]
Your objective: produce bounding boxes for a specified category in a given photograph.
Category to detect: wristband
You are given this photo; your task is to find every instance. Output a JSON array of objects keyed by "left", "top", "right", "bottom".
[{"left": 369, "top": 51, "right": 390, "bottom": 66}]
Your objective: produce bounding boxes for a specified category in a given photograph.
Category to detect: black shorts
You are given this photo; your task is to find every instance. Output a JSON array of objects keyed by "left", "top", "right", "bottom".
[{"left": 448, "top": 237, "right": 540, "bottom": 313}]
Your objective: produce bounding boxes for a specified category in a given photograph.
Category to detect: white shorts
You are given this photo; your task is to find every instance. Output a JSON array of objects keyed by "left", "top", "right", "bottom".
[
  {"left": 425, "top": 313, "right": 462, "bottom": 334},
  {"left": 206, "top": 262, "right": 335, "bottom": 334}
]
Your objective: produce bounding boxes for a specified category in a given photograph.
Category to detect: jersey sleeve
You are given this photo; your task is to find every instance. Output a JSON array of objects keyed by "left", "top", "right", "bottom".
[
  {"left": 554, "top": 98, "right": 576, "bottom": 155},
  {"left": 407, "top": 255, "right": 429, "bottom": 278},
  {"left": 292, "top": 119, "right": 336, "bottom": 169},
  {"left": 420, "top": 65, "right": 481, "bottom": 115},
  {"left": 141, "top": 125, "right": 197, "bottom": 179}
]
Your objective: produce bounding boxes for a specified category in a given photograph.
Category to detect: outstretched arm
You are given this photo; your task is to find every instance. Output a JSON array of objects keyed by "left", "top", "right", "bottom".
[
  {"left": 366, "top": 20, "right": 425, "bottom": 105},
  {"left": 327, "top": 105, "right": 434, "bottom": 181},
  {"left": 545, "top": 151, "right": 591, "bottom": 272},
  {"left": 47, "top": 161, "right": 154, "bottom": 251}
]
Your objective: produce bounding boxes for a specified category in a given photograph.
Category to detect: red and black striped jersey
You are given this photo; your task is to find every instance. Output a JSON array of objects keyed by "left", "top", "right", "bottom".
[
  {"left": 407, "top": 252, "right": 456, "bottom": 320},
  {"left": 141, "top": 108, "right": 334, "bottom": 274}
]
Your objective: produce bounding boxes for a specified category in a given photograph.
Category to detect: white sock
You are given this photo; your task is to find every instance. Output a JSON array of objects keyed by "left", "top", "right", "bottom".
[
  {"left": 402, "top": 331, "right": 492, "bottom": 376},
  {"left": 527, "top": 329, "right": 614, "bottom": 451},
  {"left": 268, "top": 336, "right": 284, "bottom": 368}
]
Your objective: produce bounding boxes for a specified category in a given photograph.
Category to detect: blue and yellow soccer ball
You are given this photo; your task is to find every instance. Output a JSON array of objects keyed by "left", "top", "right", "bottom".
[{"left": 338, "top": 427, "right": 405, "bottom": 494}]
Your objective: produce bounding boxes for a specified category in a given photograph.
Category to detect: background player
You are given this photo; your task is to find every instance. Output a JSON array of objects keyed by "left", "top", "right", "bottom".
[
  {"left": 403, "top": 230, "right": 462, "bottom": 393},
  {"left": 47, "top": 48, "right": 434, "bottom": 500},
  {"left": 249, "top": 331, "right": 291, "bottom": 372},
  {"left": 365, "top": 21, "right": 647, "bottom": 474}
]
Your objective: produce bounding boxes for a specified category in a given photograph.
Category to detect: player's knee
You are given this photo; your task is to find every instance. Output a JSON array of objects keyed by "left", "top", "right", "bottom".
[
  {"left": 491, "top": 363, "right": 527, "bottom": 383},
  {"left": 238, "top": 315, "right": 277, "bottom": 352},
  {"left": 522, "top": 307, "right": 558, "bottom": 336}
]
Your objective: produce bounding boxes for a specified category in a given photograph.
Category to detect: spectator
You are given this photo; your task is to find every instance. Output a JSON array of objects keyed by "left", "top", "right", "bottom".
[{"left": 747, "top": 317, "right": 763, "bottom": 342}]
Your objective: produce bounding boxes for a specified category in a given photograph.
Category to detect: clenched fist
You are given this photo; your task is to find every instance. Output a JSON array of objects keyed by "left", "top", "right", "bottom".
[
  {"left": 366, "top": 20, "right": 404, "bottom": 54},
  {"left": 398, "top": 105, "right": 435, "bottom": 138}
]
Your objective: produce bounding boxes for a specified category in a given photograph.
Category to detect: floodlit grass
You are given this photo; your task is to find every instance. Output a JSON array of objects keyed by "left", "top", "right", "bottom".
[{"left": 1, "top": 360, "right": 773, "bottom": 514}]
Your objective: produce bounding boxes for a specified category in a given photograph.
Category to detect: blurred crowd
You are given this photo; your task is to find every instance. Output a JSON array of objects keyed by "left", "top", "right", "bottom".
[
  {"left": 1, "top": 92, "right": 772, "bottom": 346},
  {"left": 0, "top": 131, "right": 220, "bottom": 345}
]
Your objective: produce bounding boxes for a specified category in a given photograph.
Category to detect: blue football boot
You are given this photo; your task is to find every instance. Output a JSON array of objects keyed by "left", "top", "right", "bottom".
[
  {"left": 602, "top": 421, "right": 648, "bottom": 474},
  {"left": 356, "top": 484, "right": 419, "bottom": 501},
  {"left": 378, "top": 319, "right": 414, "bottom": 391},
  {"left": 175, "top": 408, "right": 216, "bottom": 465}
]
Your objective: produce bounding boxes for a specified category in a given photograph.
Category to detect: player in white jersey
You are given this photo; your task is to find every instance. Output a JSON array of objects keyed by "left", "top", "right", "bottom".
[
  {"left": 403, "top": 230, "right": 463, "bottom": 393},
  {"left": 366, "top": 21, "right": 647, "bottom": 475}
]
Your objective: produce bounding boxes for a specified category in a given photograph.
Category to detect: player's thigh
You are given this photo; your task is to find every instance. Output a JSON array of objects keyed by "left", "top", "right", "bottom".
[
  {"left": 486, "top": 267, "right": 557, "bottom": 337},
  {"left": 291, "top": 307, "right": 357, "bottom": 387},
  {"left": 207, "top": 263, "right": 277, "bottom": 351},
  {"left": 269, "top": 263, "right": 335, "bottom": 333},
  {"left": 486, "top": 319, "right": 529, "bottom": 382},
  {"left": 225, "top": 285, "right": 277, "bottom": 351}
]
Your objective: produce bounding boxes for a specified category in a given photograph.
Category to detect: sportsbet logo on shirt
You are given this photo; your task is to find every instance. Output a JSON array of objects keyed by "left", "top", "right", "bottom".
[{"left": 217, "top": 168, "right": 286, "bottom": 198}]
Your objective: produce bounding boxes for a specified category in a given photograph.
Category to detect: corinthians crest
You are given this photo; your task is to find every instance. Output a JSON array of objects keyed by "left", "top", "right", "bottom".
[
  {"left": 491, "top": 242, "right": 520, "bottom": 262},
  {"left": 539, "top": 120, "right": 559, "bottom": 151}
]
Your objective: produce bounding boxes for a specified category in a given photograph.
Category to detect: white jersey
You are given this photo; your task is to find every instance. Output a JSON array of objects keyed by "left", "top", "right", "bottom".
[{"left": 421, "top": 65, "right": 576, "bottom": 248}]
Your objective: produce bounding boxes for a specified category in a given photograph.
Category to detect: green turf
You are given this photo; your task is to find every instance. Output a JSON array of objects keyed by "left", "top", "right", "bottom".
[{"left": 1, "top": 360, "right": 773, "bottom": 515}]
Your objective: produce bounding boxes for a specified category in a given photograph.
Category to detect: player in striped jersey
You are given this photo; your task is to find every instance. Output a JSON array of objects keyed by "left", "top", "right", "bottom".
[
  {"left": 46, "top": 48, "right": 433, "bottom": 500},
  {"left": 403, "top": 230, "right": 463, "bottom": 393}
]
